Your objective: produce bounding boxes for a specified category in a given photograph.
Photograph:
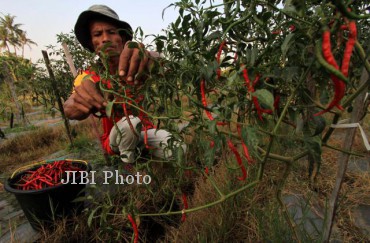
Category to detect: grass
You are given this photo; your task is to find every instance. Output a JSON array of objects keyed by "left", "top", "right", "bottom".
[
  {"left": 1, "top": 114, "right": 369, "bottom": 242},
  {"left": 0, "top": 126, "right": 66, "bottom": 175},
  {"left": 2, "top": 124, "right": 38, "bottom": 134}
]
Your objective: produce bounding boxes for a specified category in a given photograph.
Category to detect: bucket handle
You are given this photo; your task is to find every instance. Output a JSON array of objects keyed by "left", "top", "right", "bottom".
[{"left": 11, "top": 158, "right": 88, "bottom": 178}]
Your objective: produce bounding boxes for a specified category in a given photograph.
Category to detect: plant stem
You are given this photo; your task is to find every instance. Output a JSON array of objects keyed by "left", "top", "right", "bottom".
[
  {"left": 259, "top": 64, "right": 312, "bottom": 178},
  {"left": 206, "top": 174, "right": 225, "bottom": 198},
  {"left": 323, "top": 143, "right": 365, "bottom": 157},
  {"left": 257, "top": 147, "right": 293, "bottom": 163},
  {"left": 276, "top": 162, "right": 301, "bottom": 243},
  {"left": 137, "top": 180, "right": 259, "bottom": 217}
]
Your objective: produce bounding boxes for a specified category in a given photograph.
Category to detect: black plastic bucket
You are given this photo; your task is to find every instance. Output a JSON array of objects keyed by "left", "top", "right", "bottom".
[{"left": 4, "top": 159, "right": 91, "bottom": 231}]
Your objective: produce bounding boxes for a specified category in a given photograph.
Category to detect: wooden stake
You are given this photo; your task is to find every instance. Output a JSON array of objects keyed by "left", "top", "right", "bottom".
[
  {"left": 62, "top": 42, "right": 78, "bottom": 77},
  {"left": 42, "top": 50, "right": 74, "bottom": 147}
]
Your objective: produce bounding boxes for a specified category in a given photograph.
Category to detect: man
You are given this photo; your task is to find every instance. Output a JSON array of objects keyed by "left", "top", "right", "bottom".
[{"left": 64, "top": 5, "right": 185, "bottom": 163}]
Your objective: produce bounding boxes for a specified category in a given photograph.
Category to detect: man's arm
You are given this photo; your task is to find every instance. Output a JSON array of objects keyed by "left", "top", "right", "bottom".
[{"left": 63, "top": 79, "right": 107, "bottom": 120}]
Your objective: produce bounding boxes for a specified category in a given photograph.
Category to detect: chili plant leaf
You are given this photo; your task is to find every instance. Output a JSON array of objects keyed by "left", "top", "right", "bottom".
[
  {"left": 284, "top": 0, "right": 296, "bottom": 13},
  {"left": 281, "top": 33, "right": 295, "bottom": 62},
  {"left": 250, "top": 46, "right": 258, "bottom": 66},
  {"left": 176, "top": 144, "right": 185, "bottom": 166},
  {"left": 296, "top": 116, "right": 304, "bottom": 133},
  {"left": 208, "top": 119, "right": 217, "bottom": 134},
  {"left": 240, "top": 126, "right": 260, "bottom": 159},
  {"left": 261, "top": 11, "right": 273, "bottom": 22},
  {"left": 252, "top": 89, "right": 274, "bottom": 110},
  {"left": 88, "top": 206, "right": 101, "bottom": 227},
  {"left": 205, "top": 31, "right": 222, "bottom": 41},
  {"left": 162, "top": 4, "right": 175, "bottom": 19},
  {"left": 105, "top": 101, "right": 114, "bottom": 118},
  {"left": 127, "top": 42, "right": 139, "bottom": 49},
  {"left": 155, "top": 39, "right": 164, "bottom": 53},
  {"left": 312, "top": 116, "right": 326, "bottom": 137}
]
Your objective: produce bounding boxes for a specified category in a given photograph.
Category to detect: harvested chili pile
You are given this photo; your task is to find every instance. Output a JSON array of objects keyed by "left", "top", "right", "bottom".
[{"left": 13, "top": 160, "right": 84, "bottom": 190}]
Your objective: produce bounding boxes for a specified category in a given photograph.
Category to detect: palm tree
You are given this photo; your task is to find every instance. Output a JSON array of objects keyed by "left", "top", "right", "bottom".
[
  {"left": 0, "top": 14, "right": 36, "bottom": 127},
  {"left": 0, "top": 25, "right": 11, "bottom": 53},
  {"left": 0, "top": 14, "right": 23, "bottom": 55},
  {"left": 19, "top": 30, "right": 37, "bottom": 58}
]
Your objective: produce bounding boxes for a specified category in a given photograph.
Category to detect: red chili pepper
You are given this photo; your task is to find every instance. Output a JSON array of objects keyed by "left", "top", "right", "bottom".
[
  {"left": 227, "top": 140, "right": 247, "bottom": 181},
  {"left": 181, "top": 193, "right": 188, "bottom": 222},
  {"left": 314, "top": 23, "right": 356, "bottom": 116},
  {"left": 242, "top": 68, "right": 272, "bottom": 120},
  {"left": 236, "top": 125, "right": 254, "bottom": 165},
  {"left": 289, "top": 25, "right": 296, "bottom": 32},
  {"left": 315, "top": 30, "right": 342, "bottom": 116},
  {"left": 339, "top": 24, "right": 348, "bottom": 30},
  {"left": 321, "top": 30, "right": 339, "bottom": 69},
  {"left": 252, "top": 73, "right": 261, "bottom": 88},
  {"left": 22, "top": 178, "right": 38, "bottom": 188},
  {"left": 200, "top": 79, "right": 227, "bottom": 126},
  {"left": 340, "top": 21, "right": 357, "bottom": 77},
  {"left": 242, "top": 68, "right": 252, "bottom": 91},
  {"left": 200, "top": 79, "right": 214, "bottom": 121},
  {"left": 315, "top": 75, "right": 345, "bottom": 116},
  {"left": 39, "top": 178, "right": 54, "bottom": 187},
  {"left": 127, "top": 214, "right": 139, "bottom": 243},
  {"left": 143, "top": 125, "right": 154, "bottom": 149},
  {"left": 204, "top": 166, "right": 209, "bottom": 175}
]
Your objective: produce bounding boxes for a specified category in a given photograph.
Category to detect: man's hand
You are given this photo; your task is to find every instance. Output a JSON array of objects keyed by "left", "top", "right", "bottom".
[
  {"left": 118, "top": 41, "right": 151, "bottom": 85},
  {"left": 64, "top": 79, "right": 107, "bottom": 120}
]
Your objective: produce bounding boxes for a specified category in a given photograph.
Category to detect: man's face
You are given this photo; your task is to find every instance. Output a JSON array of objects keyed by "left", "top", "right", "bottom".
[{"left": 89, "top": 20, "right": 125, "bottom": 57}]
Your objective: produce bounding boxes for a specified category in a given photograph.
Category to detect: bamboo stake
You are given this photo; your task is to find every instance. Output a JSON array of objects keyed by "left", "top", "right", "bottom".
[
  {"left": 42, "top": 50, "right": 74, "bottom": 147},
  {"left": 62, "top": 42, "right": 78, "bottom": 77}
]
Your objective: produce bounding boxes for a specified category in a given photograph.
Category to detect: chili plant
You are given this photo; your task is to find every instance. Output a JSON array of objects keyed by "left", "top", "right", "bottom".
[{"left": 66, "top": 0, "right": 370, "bottom": 241}]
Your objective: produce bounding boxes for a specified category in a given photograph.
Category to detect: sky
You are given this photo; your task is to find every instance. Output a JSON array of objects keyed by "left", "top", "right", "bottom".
[{"left": 0, "top": 0, "right": 181, "bottom": 62}]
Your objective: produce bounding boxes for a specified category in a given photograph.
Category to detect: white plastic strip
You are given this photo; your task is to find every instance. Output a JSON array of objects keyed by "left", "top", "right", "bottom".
[{"left": 330, "top": 119, "right": 370, "bottom": 151}]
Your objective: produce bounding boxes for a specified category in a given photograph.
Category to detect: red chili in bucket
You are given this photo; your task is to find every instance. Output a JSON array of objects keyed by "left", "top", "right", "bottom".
[{"left": 14, "top": 160, "right": 83, "bottom": 190}]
